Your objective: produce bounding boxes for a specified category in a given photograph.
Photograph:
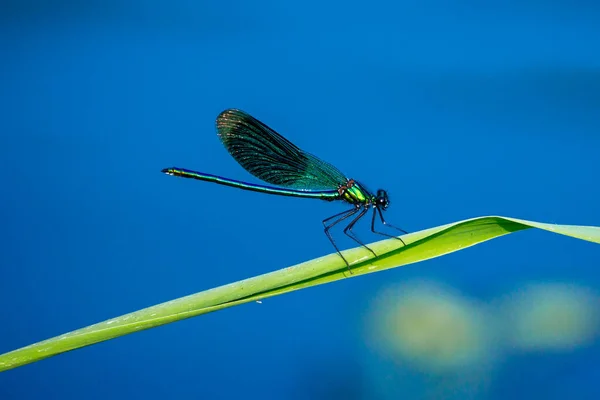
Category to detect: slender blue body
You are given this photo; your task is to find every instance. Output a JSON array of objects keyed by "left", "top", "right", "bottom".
[{"left": 162, "top": 168, "right": 340, "bottom": 201}]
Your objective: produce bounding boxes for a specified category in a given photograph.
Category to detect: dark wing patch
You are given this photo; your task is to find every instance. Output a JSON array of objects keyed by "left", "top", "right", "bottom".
[{"left": 216, "top": 109, "right": 347, "bottom": 190}]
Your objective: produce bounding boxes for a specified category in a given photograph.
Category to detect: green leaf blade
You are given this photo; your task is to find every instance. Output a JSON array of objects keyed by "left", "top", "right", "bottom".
[{"left": 1, "top": 215, "right": 598, "bottom": 373}]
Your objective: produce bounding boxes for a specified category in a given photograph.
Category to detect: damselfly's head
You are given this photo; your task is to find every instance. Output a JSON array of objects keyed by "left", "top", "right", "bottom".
[{"left": 375, "top": 189, "right": 389, "bottom": 210}]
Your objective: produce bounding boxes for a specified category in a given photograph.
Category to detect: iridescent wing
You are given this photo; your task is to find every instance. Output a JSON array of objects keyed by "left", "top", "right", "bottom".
[{"left": 216, "top": 109, "right": 348, "bottom": 191}]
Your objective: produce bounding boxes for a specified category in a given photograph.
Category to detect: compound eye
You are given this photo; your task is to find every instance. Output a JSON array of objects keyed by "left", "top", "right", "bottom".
[{"left": 375, "top": 189, "right": 389, "bottom": 209}]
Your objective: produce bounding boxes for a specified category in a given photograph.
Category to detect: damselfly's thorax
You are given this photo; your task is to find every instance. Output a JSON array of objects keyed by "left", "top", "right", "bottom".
[
  {"left": 338, "top": 179, "right": 371, "bottom": 205},
  {"left": 337, "top": 179, "right": 390, "bottom": 210}
]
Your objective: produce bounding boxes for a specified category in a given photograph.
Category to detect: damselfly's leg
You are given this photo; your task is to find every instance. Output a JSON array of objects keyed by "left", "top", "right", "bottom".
[
  {"left": 322, "top": 208, "right": 356, "bottom": 226},
  {"left": 343, "top": 206, "right": 377, "bottom": 258},
  {"left": 370, "top": 207, "right": 407, "bottom": 246},
  {"left": 323, "top": 207, "right": 361, "bottom": 273},
  {"left": 377, "top": 207, "right": 408, "bottom": 235}
]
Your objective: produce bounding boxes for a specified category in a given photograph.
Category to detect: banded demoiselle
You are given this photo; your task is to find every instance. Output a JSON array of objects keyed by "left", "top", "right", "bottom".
[{"left": 162, "top": 109, "right": 407, "bottom": 271}]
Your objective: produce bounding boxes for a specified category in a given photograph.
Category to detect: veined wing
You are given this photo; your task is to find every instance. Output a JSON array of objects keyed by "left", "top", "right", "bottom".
[{"left": 216, "top": 109, "right": 348, "bottom": 191}]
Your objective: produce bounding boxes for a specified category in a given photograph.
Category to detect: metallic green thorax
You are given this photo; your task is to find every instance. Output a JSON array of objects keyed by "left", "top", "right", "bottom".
[{"left": 338, "top": 179, "right": 372, "bottom": 205}]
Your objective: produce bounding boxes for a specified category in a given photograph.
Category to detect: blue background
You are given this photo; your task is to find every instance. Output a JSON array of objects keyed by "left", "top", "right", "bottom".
[{"left": 1, "top": 1, "right": 599, "bottom": 399}]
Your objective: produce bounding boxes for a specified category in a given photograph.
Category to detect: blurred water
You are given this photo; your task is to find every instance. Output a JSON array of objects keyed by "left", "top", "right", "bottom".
[{"left": 363, "top": 279, "right": 599, "bottom": 399}]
